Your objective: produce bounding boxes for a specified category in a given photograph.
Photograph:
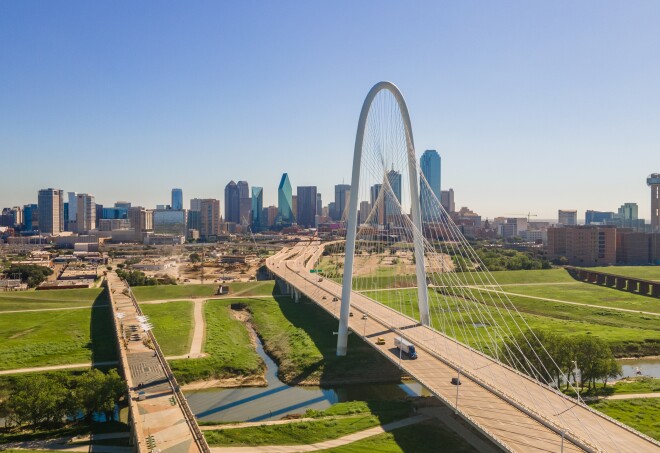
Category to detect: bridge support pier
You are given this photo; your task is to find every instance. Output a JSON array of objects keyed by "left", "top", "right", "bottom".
[
  {"left": 639, "top": 282, "right": 649, "bottom": 296},
  {"left": 628, "top": 280, "right": 639, "bottom": 293},
  {"left": 652, "top": 284, "right": 660, "bottom": 298},
  {"left": 596, "top": 274, "right": 605, "bottom": 285},
  {"left": 616, "top": 278, "right": 626, "bottom": 290},
  {"left": 606, "top": 275, "right": 616, "bottom": 287}
]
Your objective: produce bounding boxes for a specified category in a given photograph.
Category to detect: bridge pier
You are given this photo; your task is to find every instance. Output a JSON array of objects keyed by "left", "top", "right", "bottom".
[
  {"left": 639, "top": 282, "right": 650, "bottom": 296},
  {"left": 652, "top": 284, "right": 660, "bottom": 298},
  {"left": 616, "top": 278, "right": 626, "bottom": 290},
  {"left": 596, "top": 274, "right": 605, "bottom": 285},
  {"left": 628, "top": 280, "right": 639, "bottom": 293},
  {"left": 605, "top": 275, "right": 616, "bottom": 287}
]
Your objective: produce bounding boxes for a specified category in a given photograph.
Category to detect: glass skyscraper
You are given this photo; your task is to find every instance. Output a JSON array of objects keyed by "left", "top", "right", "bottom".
[
  {"left": 278, "top": 173, "right": 293, "bottom": 224},
  {"left": 420, "top": 149, "right": 441, "bottom": 220},
  {"left": 224, "top": 181, "right": 240, "bottom": 223},
  {"left": 252, "top": 186, "right": 263, "bottom": 228},
  {"left": 171, "top": 188, "right": 183, "bottom": 210}
]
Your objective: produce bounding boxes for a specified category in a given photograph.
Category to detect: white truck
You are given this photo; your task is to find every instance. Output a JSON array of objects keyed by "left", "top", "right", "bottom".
[{"left": 394, "top": 337, "right": 418, "bottom": 359}]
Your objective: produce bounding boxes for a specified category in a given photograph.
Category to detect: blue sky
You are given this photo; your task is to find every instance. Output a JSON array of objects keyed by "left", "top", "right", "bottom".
[{"left": 1, "top": 1, "right": 659, "bottom": 220}]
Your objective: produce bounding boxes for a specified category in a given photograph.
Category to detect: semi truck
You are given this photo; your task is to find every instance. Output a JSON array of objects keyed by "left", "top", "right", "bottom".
[{"left": 394, "top": 337, "right": 418, "bottom": 359}]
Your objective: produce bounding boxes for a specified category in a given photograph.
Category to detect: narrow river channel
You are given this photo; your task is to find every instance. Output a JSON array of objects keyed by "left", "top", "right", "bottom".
[{"left": 184, "top": 334, "right": 425, "bottom": 422}]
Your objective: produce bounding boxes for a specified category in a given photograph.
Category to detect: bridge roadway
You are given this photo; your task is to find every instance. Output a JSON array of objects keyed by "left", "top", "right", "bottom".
[
  {"left": 107, "top": 273, "right": 210, "bottom": 453},
  {"left": 267, "top": 242, "right": 660, "bottom": 453}
]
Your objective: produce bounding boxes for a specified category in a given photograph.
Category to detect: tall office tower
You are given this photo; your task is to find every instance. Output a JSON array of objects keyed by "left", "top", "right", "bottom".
[
  {"left": 38, "top": 188, "right": 64, "bottom": 234},
  {"left": 171, "top": 188, "right": 183, "bottom": 210},
  {"left": 558, "top": 210, "right": 578, "bottom": 226},
  {"left": 618, "top": 202, "right": 639, "bottom": 226},
  {"left": 251, "top": 187, "right": 263, "bottom": 228},
  {"left": 648, "top": 173, "right": 660, "bottom": 232},
  {"left": 333, "top": 184, "right": 351, "bottom": 221},
  {"left": 237, "top": 181, "right": 251, "bottom": 225},
  {"left": 358, "top": 201, "right": 371, "bottom": 224},
  {"left": 23, "top": 204, "right": 38, "bottom": 231},
  {"left": 316, "top": 193, "right": 322, "bottom": 216},
  {"left": 95, "top": 204, "right": 103, "bottom": 225},
  {"left": 200, "top": 199, "right": 220, "bottom": 239},
  {"left": 585, "top": 210, "right": 615, "bottom": 225},
  {"left": 266, "top": 205, "right": 278, "bottom": 227},
  {"left": 187, "top": 198, "right": 202, "bottom": 231},
  {"left": 385, "top": 169, "right": 402, "bottom": 223},
  {"left": 67, "top": 192, "right": 77, "bottom": 231},
  {"left": 237, "top": 181, "right": 249, "bottom": 199},
  {"left": 296, "top": 186, "right": 317, "bottom": 228},
  {"left": 224, "top": 181, "right": 240, "bottom": 223},
  {"left": 420, "top": 150, "right": 441, "bottom": 221},
  {"left": 115, "top": 201, "right": 132, "bottom": 210},
  {"left": 440, "top": 189, "right": 455, "bottom": 213},
  {"left": 291, "top": 196, "right": 298, "bottom": 222},
  {"left": 76, "top": 194, "right": 96, "bottom": 233},
  {"left": 128, "top": 207, "right": 154, "bottom": 233},
  {"left": 278, "top": 173, "right": 293, "bottom": 224},
  {"left": 10, "top": 206, "right": 23, "bottom": 227},
  {"left": 370, "top": 184, "right": 384, "bottom": 225}
]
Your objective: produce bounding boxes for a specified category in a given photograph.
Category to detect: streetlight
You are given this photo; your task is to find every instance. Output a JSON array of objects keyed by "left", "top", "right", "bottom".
[
  {"left": 572, "top": 360, "right": 581, "bottom": 403},
  {"left": 362, "top": 313, "right": 368, "bottom": 337}
]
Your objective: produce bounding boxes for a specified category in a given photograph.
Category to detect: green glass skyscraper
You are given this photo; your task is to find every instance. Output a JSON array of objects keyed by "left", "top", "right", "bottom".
[{"left": 278, "top": 173, "right": 293, "bottom": 224}]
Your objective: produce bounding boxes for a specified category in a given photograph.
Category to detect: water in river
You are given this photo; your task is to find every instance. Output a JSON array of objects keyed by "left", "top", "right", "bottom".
[
  {"left": 618, "top": 357, "right": 660, "bottom": 379},
  {"left": 184, "top": 334, "right": 424, "bottom": 422}
]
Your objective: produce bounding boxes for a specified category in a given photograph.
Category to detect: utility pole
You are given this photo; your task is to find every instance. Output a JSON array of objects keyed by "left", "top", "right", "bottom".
[{"left": 201, "top": 246, "right": 205, "bottom": 285}]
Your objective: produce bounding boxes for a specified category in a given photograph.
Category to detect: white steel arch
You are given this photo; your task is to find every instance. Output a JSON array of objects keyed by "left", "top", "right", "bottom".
[{"left": 337, "top": 81, "right": 430, "bottom": 356}]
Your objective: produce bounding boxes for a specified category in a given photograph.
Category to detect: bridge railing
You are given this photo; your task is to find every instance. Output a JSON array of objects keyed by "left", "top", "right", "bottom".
[{"left": 124, "top": 282, "right": 211, "bottom": 453}]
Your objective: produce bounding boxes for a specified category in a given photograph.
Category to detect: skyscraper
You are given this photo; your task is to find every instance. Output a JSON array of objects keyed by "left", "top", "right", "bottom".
[
  {"left": 237, "top": 181, "right": 251, "bottom": 225},
  {"left": 67, "top": 192, "right": 77, "bottom": 231},
  {"left": 420, "top": 150, "right": 441, "bottom": 221},
  {"left": 224, "top": 181, "right": 240, "bottom": 223},
  {"left": 76, "top": 194, "right": 96, "bottom": 233},
  {"left": 316, "top": 193, "right": 322, "bottom": 216},
  {"left": 648, "top": 173, "right": 660, "bottom": 232},
  {"left": 296, "top": 186, "right": 317, "bottom": 228},
  {"left": 370, "top": 184, "right": 384, "bottom": 225},
  {"left": 38, "top": 188, "right": 64, "bottom": 234},
  {"left": 333, "top": 184, "right": 351, "bottom": 221},
  {"left": 385, "top": 170, "right": 402, "bottom": 223},
  {"left": 440, "top": 189, "right": 455, "bottom": 213},
  {"left": 558, "top": 210, "right": 578, "bottom": 226},
  {"left": 171, "top": 188, "right": 183, "bottom": 210},
  {"left": 278, "top": 173, "right": 293, "bottom": 224},
  {"left": 200, "top": 199, "right": 220, "bottom": 239},
  {"left": 251, "top": 187, "right": 263, "bottom": 228}
]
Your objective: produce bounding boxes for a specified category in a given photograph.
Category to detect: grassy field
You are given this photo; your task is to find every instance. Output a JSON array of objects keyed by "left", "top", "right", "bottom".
[
  {"left": 204, "top": 401, "right": 412, "bottom": 447},
  {"left": 141, "top": 301, "right": 194, "bottom": 356},
  {"left": 367, "top": 287, "right": 660, "bottom": 357},
  {"left": 0, "top": 288, "right": 107, "bottom": 312},
  {"left": 131, "top": 281, "right": 276, "bottom": 301},
  {"left": 319, "top": 421, "right": 479, "bottom": 452},
  {"left": 168, "top": 299, "right": 263, "bottom": 384},
  {"left": 242, "top": 295, "right": 401, "bottom": 385},
  {"left": 589, "top": 398, "right": 660, "bottom": 441},
  {"left": 0, "top": 298, "right": 116, "bottom": 370},
  {"left": 587, "top": 266, "right": 660, "bottom": 282}
]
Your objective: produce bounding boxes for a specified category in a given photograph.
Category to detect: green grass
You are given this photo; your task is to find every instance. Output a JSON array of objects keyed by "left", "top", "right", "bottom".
[
  {"left": 587, "top": 266, "right": 660, "bottom": 282},
  {"left": 567, "top": 377, "right": 660, "bottom": 397},
  {"left": 367, "top": 287, "right": 660, "bottom": 357},
  {"left": 141, "top": 301, "right": 194, "bottom": 356},
  {"left": 169, "top": 300, "right": 263, "bottom": 384},
  {"left": 319, "top": 421, "right": 479, "bottom": 452},
  {"left": 589, "top": 398, "right": 660, "bottom": 440},
  {"left": 131, "top": 284, "right": 219, "bottom": 301},
  {"left": 242, "top": 296, "right": 401, "bottom": 385},
  {"left": 0, "top": 299, "right": 116, "bottom": 370},
  {"left": 305, "top": 401, "right": 411, "bottom": 423},
  {"left": 0, "top": 288, "right": 108, "bottom": 312},
  {"left": 489, "top": 283, "right": 660, "bottom": 314},
  {"left": 204, "top": 417, "right": 384, "bottom": 446},
  {"left": 130, "top": 281, "right": 276, "bottom": 301}
]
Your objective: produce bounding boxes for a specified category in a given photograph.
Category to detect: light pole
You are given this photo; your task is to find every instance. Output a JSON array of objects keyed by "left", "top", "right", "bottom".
[
  {"left": 572, "top": 360, "right": 581, "bottom": 403},
  {"left": 362, "top": 313, "right": 368, "bottom": 337},
  {"left": 455, "top": 368, "right": 461, "bottom": 413}
]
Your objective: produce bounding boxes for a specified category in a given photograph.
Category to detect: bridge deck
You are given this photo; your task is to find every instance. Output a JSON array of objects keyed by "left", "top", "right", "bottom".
[
  {"left": 268, "top": 242, "right": 660, "bottom": 453},
  {"left": 107, "top": 273, "right": 208, "bottom": 453}
]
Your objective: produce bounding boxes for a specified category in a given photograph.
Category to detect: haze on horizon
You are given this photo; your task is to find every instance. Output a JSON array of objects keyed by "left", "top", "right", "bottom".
[{"left": 1, "top": 1, "right": 659, "bottom": 221}]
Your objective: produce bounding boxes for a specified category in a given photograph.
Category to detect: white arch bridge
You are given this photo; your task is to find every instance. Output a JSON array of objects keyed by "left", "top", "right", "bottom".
[{"left": 266, "top": 82, "right": 659, "bottom": 452}]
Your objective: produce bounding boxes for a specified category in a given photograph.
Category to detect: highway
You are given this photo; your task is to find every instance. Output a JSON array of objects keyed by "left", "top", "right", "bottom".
[{"left": 267, "top": 241, "right": 660, "bottom": 453}]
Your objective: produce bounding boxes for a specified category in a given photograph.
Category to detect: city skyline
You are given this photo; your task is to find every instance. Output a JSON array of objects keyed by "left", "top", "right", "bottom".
[{"left": 1, "top": 2, "right": 659, "bottom": 218}]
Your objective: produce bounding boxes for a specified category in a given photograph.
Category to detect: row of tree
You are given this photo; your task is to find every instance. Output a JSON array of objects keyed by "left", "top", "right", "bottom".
[
  {"left": 501, "top": 329, "right": 621, "bottom": 390},
  {"left": 0, "top": 369, "right": 125, "bottom": 429},
  {"left": 115, "top": 268, "right": 176, "bottom": 286},
  {"left": 1, "top": 264, "right": 54, "bottom": 288}
]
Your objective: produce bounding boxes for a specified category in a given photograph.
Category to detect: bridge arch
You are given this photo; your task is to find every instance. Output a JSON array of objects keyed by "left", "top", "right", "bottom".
[{"left": 337, "top": 81, "right": 430, "bottom": 356}]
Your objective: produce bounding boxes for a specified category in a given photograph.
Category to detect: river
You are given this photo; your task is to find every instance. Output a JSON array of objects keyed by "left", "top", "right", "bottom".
[
  {"left": 184, "top": 334, "right": 426, "bottom": 422},
  {"left": 618, "top": 357, "right": 660, "bottom": 379}
]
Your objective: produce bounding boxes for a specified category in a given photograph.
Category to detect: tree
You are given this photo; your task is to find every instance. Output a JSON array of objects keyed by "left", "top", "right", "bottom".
[
  {"left": 2, "top": 264, "right": 53, "bottom": 288},
  {"left": 189, "top": 252, "right": 201, "bottom": 263},
  {"left": 74, "top": 369, "right": 124, "bottom": 423}
]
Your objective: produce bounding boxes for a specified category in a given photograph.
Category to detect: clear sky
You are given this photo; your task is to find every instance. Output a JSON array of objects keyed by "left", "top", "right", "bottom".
[{"left": 1, "top": 1, "right": 659, "bottom": 220}]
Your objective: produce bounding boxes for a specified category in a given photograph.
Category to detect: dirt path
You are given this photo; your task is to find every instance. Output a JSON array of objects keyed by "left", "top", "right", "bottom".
[
  {"left": 582, "top": 392, "right": 660, "bottom": 402},
  {"left": 0, "top": 361, "right": 119, "bottom": 375},
  {"left": 0, "top": 304, "right": 109, "bottom": 314},
  {"left": 207, "top": 415, "right": 429, "bottom": 452},
  {"left": 470, "top": 286, "right": 660, "bottom": 317}
]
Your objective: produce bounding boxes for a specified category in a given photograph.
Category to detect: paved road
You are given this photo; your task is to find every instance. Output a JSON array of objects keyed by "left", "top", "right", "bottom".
[{"left": 268, "top": 241, "right": 660, "bottom": 453}]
